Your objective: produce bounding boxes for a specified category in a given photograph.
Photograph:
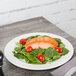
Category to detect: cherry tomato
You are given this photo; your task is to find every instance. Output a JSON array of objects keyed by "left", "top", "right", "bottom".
[
  {"left": 26, "top": 46, "right": 32, "bottom": 53},
  {"left": 55, "top": 47, "right": 62, "bottom": 53},
  {"left": 19, "top": 38, "right": 27, "bottom": 44},
  {"left": 37, "top": 54, "right": 44, "bottom": 62}
]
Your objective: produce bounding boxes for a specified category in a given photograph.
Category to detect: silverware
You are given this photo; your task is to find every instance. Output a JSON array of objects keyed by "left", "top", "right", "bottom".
[
  {"left": 0, "top": 50, "right": 4, "bottom": 76},
  {"left": 72, "top": 72, "right": 76, "bottom": 76},
  {"left": 64, "top": 66, "right": 76, "bottom": 76}
]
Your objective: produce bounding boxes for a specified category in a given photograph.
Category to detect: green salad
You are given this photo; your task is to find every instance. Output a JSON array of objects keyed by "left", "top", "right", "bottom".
[{"left": 13, "top": 35, "right": 69, "bottom": 64}]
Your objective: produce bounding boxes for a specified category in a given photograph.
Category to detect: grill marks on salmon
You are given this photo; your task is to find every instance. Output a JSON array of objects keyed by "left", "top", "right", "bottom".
[{"left": 25, "top": 37, "right": 58, "bottom": 49}]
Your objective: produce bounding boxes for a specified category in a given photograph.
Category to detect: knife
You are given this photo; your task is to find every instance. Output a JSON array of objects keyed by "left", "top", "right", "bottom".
[{"left": 0, "top": 51, "right": 4, "bottom": 76}]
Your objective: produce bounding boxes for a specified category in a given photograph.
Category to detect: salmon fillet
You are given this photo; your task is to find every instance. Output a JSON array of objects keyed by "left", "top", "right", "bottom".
[{"left": 25, "top": 37, "right": 58, "bottom": 49}]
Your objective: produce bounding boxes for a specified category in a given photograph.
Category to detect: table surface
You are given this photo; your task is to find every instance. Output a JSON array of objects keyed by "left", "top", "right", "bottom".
[{"left": 0, "top": 17, "right": 76, "bottom": 76}]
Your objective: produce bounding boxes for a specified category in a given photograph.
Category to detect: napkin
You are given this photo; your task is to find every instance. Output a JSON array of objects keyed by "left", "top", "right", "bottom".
[{"left": 50, "top": 57, "right": 76, "bottom": 76}]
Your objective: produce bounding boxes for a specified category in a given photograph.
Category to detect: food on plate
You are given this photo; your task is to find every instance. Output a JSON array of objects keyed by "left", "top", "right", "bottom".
[
  {"left": 26, "top": 46, "right": 32, "bottom": 53},
  {"left": 19, "top": 38, "right": 27, "bottom": 44},
  {"left": 25, "top": 37, "right": 58, "bottom": 49},
  {"left": 37, "top": 54, "right": 44, "bottom": 62},
  {"left": 55, "top": 47, "right": 62, "bottom": 53},
  {"left": 13, "top": 35, "right": 69, "bottom": 64}
]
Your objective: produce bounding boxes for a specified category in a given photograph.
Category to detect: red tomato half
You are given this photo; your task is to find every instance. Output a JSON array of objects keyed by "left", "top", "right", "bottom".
[
  {"left": 19, "top": 38, "right": 27, "bottom": 44},
  {"left": 37, "top": 54, "right": 44, "bottom": 62},
  {"left": 26, "top": 46, "right": 32, "bottom": 53},
  {"left": 55, "top": 47, "right": 62, "bottom": 53}
]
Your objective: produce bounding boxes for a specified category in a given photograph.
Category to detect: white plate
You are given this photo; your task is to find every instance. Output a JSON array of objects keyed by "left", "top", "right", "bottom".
[{"left": 4, "top": 32, "right": 74, "bottom": 70}]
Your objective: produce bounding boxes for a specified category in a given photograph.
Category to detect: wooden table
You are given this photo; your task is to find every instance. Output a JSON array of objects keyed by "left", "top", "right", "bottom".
[{"left": 0, "top": 17, "right": 76, "bottom": 76}]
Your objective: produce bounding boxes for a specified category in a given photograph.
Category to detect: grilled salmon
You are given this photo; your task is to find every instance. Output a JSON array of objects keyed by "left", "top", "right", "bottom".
[{"left": 25, "top": 37, "right": 58, "bottom": 49}]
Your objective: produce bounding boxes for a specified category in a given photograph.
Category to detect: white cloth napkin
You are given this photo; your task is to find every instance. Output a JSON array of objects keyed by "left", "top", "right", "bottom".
[{"left": 50, "top": 57, "right": 76, "bottom": 76}]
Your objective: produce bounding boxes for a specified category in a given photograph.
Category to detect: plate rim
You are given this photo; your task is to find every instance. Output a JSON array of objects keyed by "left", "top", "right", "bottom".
[{"left": 4, "top": 32, "right": 74, "bottom": 70}]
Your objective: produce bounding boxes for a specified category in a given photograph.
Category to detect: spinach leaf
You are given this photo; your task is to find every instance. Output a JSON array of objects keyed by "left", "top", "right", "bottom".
[
  {"left": 26, "top": 35, "right": 50, "bottom": 40},
  {"left": 13, "top": 51, "right": 26, "bottom": 59},
  {"left": 26, "top": 35, "right": 41, "bottom": 39},
  {"left": 52, "top": 55, "right": 60, "bottom": 61},
  {"left": 55, "top": 38, "right": 65, "bottom": 48},
  {"left": 54, "top": 38, "right": 62, "bottom": 44},
  {"left": 30, "top": 49, "right": 45, "bottom": 56},
  {"left": 62, "top": 47, "right": 69, "bottom": 55},
  {"left": 16, "top": 42, "right": 25, "bottom": 48},
  {"left": 44, "top": 47, "right": 60, "bottom": 62},
  {"left": 59, "top": 43, "right": 65, "bottom": 48}
]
